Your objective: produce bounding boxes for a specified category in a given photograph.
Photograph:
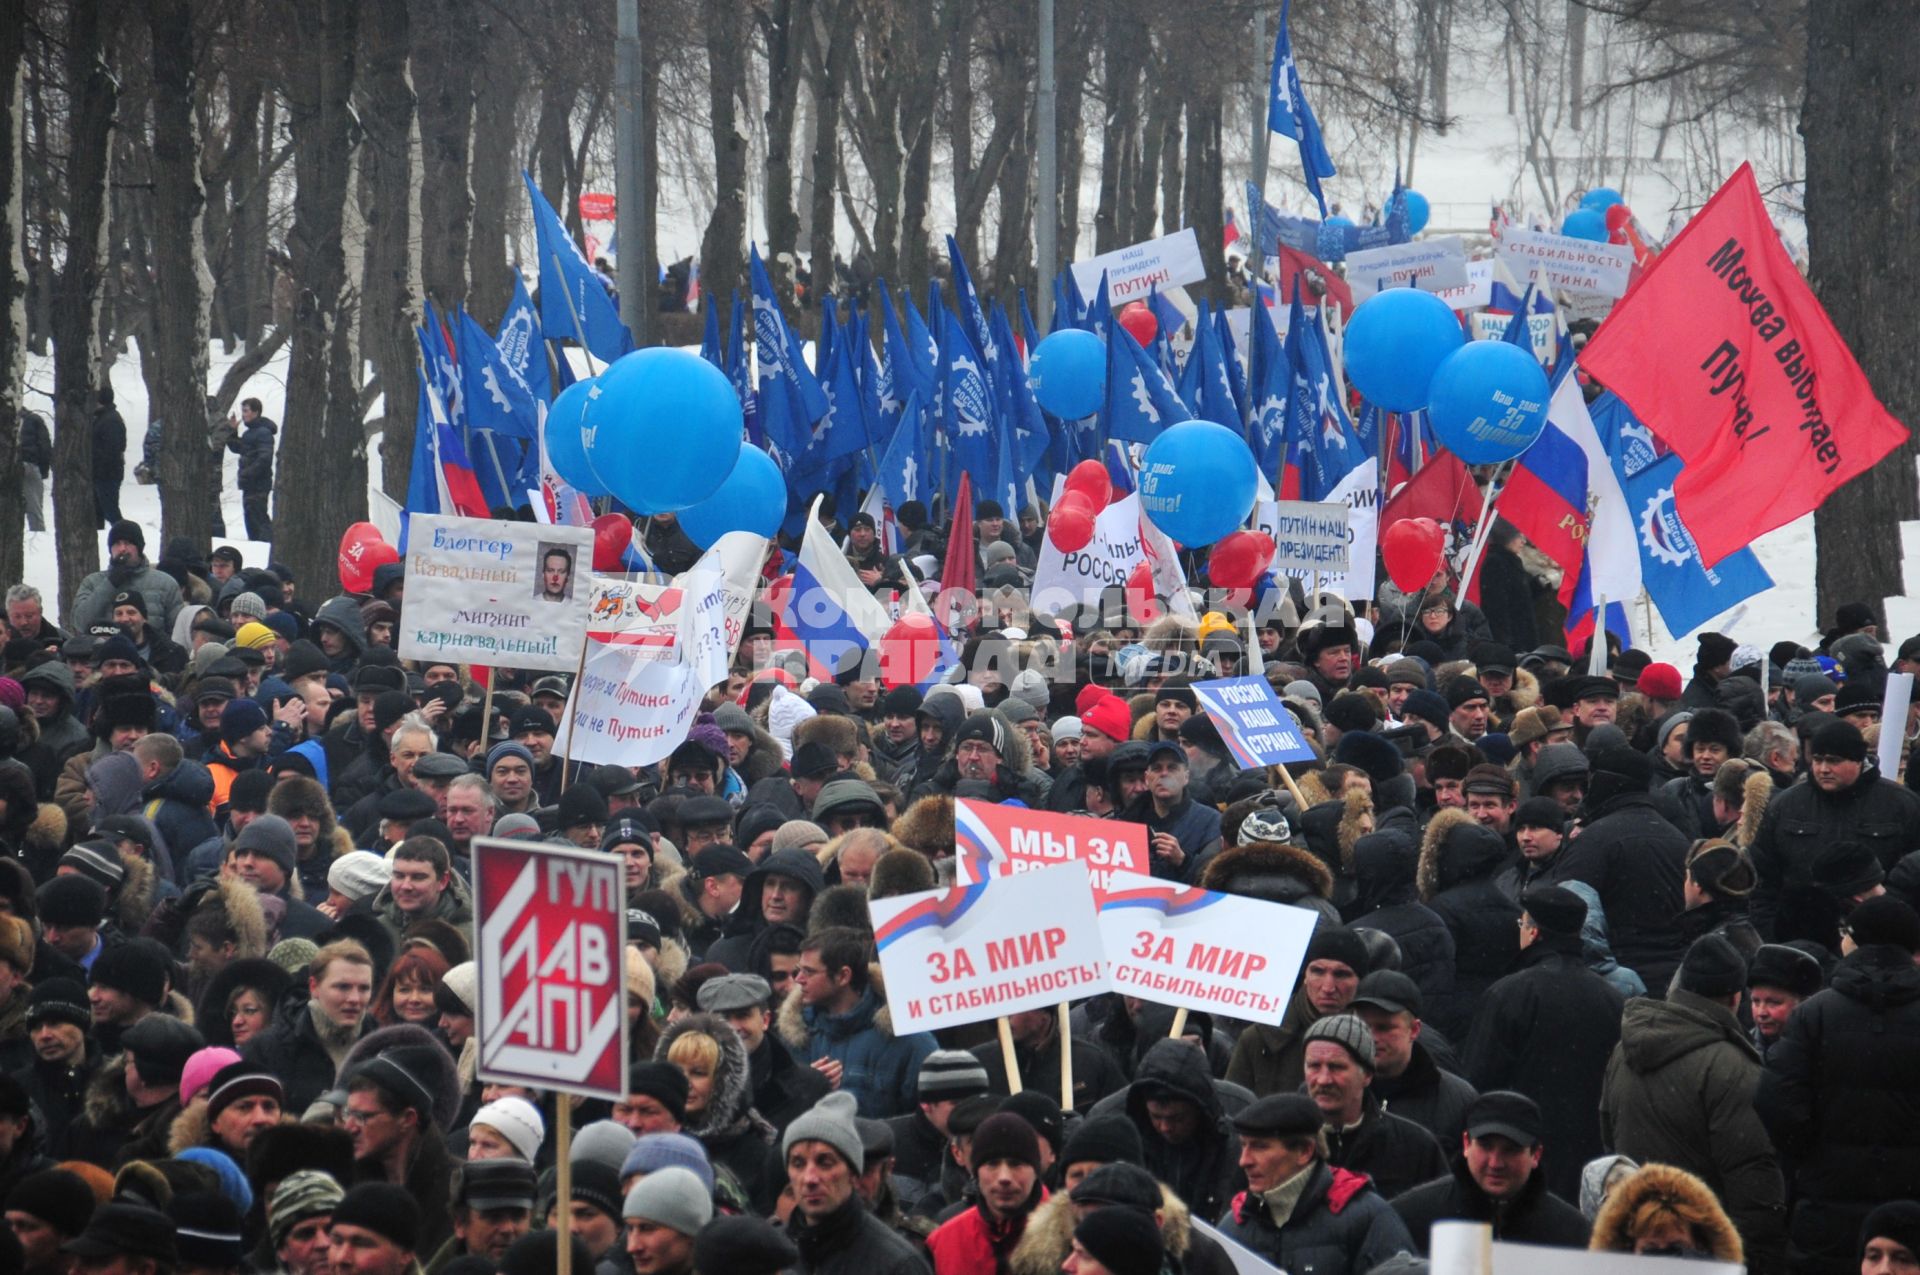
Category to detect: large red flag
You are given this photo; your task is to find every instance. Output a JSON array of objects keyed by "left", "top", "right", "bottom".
[
  {"left": 1578, "top": 163, "right": 1908, "bottom": 566},
  {"left": 941, "top": 472, "right": 976, "bottom": 600}
]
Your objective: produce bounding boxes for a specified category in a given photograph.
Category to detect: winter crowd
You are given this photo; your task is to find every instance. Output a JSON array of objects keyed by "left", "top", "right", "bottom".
[{"left": 0, "top": 505, "right": 1917, "bottom": 1275}]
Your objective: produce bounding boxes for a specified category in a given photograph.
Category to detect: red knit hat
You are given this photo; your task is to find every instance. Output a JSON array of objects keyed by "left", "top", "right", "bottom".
[
  {"left": 1638, "top": 662, "right": 1683, "bottom": 701},
  {"left": 1081, "top": 695, "right": 1132, "bottom": 744}
]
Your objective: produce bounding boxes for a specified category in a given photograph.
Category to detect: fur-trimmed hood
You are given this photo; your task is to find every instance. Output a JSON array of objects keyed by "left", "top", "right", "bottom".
[
  {"left": 1731, "top": 770, "right": 1772, "bottom": 849},
  {"left": 22, "top": 802, "right": 66, "bottom": 860},
  {"left": 1200, "top": 840, "right": 1336, "bottom": 919},
  {"left": 655, "top": 1010, "right": 756, "bottom": 1135},
  {"left": 165, "top": 1095, "right": 281, "bottom": 1157},
  {"left": 207, "top": 875, "right": 271, "bottom": 960},
  {"left": 738, "top": 725, "right": 787, "bottom": 786},
  {"left": 1011, "top": 1182, "right": 1195, "bottom": 1275},
  {"left": 267, "top": 774, "right": 343, "bottom": 866},
  {"left": 1417, "top": 807, "right": 1507, "bottom": 900},
  {"left": 1589, "top": 1163, "right": 1743, "bottom": 1263},
  {"left": 657, "top": 868, "right": 710, "bottom": 939},
  {"left": 111, "top": 852, "right": 156, "bottom": 935},
  {"left": 774, "top": 968, "right": 894, "bottom": 1051},
  {"left": 83, "top": 1054, "right": 138, "bottom": 1129}
]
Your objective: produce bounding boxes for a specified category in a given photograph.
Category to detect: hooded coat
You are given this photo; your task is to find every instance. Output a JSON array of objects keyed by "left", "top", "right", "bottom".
[
  {"left": 140, "top": 759, "right": 220, "bottom": 872},
  {"left": 68, "top": 1053, "right": 182, "bottom": 1169},
  {"left": 1123, "top": 1039, "right": 1243, "bottom": 1220},
  {"left": 1543, "top": 788, "right": 1688, "bottom": 993},
  {"left": 657, "top": 1012, "right": 780, "bottom": 1212},
  {"left": 706, "top": 847, "right": 826, "bottom": 971},
  {"left": 1588, "top": 1163, "right": 1745, "bottom": 1264},
  {"left": 18, "top": 663, "right": 89, "bottom": 773},
  {"left": 1459, "top": 933, "right": 1625, "bottom": 1204},
  {"left": 1417, "top": 809, "right": 1521, "bottom": 1040},
  {"left": 967, "top": 1022, "right": 1127, "bottom": 1115},
  {"left": 1346, "top": 829, "right": 1456, "bottom": 1009},
  {"left": 1599, "top": 989, "right": 1787, "bottom": 1273},
  {"left": 778, "top": 977, "right": 937, "bottom": 1120},
  {"left": 311, "top": 596, "right": 369, "bottom": 672},
  {"left": 1757, "top": 943, "right": 1920, "bottom": 1275},
  {"left": 1217, "top": 1161, "right": 1413, "bottom": 1275},
  {"left": 1009, "top": 1182, "right": 1236, "bottom": 1275},
  {"left": 1201, "top": 840, "right": 1341, "bottom": 926}
]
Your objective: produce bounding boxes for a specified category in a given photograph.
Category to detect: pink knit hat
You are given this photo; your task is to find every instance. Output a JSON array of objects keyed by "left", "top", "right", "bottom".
[{"left": 179, "top": 1046, "right": 243, "bottom": 1107}]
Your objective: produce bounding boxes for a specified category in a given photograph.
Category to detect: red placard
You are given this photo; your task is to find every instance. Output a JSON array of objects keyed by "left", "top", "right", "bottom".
[
  {"left": 473, "top": 836, "right": 627, "bottom": 1099},
  {"left": 578, "top": 192, "right": 616, "bottom": 221},
  {"left": 954, "top": 798, "right": 1152, "bottom": 902}
]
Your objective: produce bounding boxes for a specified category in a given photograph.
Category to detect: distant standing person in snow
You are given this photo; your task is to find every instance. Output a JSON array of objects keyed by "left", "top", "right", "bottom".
[
  {"left": 228, "top": 397, "right": 278, "bottom": 542},
  {"left": 91, "top": 386, "right": 126, "bottom": 527}
]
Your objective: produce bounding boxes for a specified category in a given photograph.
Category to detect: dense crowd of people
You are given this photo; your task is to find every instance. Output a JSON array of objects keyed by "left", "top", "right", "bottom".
[{"left": 0, "top": 507, "right": 1917, "bottom": 1275}]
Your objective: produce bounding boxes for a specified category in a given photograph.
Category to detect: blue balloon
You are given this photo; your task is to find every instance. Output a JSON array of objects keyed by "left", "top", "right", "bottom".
[
  {"left": 1427, "top": 341, "right": 1551, "bottom": 465},
  {"left": 1324, "top": 214, "right": 1355, "bottom": 229},
  {"left": 1344, "top": 288, "right": 1465, "bottom": 412},
  {"left": 676, "top": 444, "right": 786, "bottom": 548},
  {"left": 1139, "top": 420, "right": 1257, "bottom": 546},
  {"left": 1399, "top": 190, "right": 1432, "bottom": 234},
  {"left": 1580, "top": 186, "right": 1624, "bottom": 211},
  {"left": 1561, "top": 208, "right": 1608, "bottom": 242},
  {"left": 584, "top": 348, "right": 744, "bottom": 514},
  {"left": 1029, "top": 329, "right": 1106, "bottom": 419},
  {"left": 545, "top": 378, "right": 610, "bottom": 498}
]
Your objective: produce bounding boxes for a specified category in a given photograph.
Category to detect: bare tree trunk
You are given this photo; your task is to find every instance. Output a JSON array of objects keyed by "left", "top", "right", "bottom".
[
  {"left": 51, "top": 0, "right": 118, "bottom": 620},
  {"left": 533, "top": 79, "right": 576, "bottom": 217},
  {"left": 895, "top": 5, "right": 944, "bottom": 295},
  {"left": 1052, "top": 0, "right": 1090, "bottom": 266},
  {"left": 763, "top": 0, "right": 809, "bottom": 288},
  {"left": 277, "top": 0, "right": 363, "bottom": 594},
  {"left": 0, "top": 0, "right": 24, "bottom": 582},
  {"left": 1807, "top": 0, "right": 1920, "bottom": 625},
  {"left": 412, "top": 0, "right": 475, "bottom": 311},
  {"left": 1565, "top": 0, "right": 1586, "bottom": 132},
  {"left": 1182, "top": 89, "right": 1224, "bottom": 305},
  {"left": 148, "top": 0, "right": 218, "bottom": 550},
  {"left": 245, "top": 93, "right": 276, "bottom": 342},
  {"left": 1134, "top": 79, "right": 1174, "bottom": 243},
  {"left": 807, "top": 0, "right": 855, "bottom": 305},
  {"left": 947, "top": 0, "right": 980, "bottom": 269},
  {"left": 1157, "top": 87, "right": 1183, "bottom": 238},
  {"left": 468, "top": 33, "right": 523, "bottom": 329},
  {"left": 700, "top": 0, "right": 748, "bottom": 305},
  {"left": 1095, "top": 6, "right": 1144, "bottom": 254},
  {"left": 988, "top": 31, "right": 1035, "bottom": 303},
  {"left": 358, "top": 0, "right": 420, "bottom": 504}
]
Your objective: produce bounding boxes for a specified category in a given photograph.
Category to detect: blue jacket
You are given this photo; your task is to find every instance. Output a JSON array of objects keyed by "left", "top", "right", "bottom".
[{"left": 778, "top": 985, "right": 935, "bottom": 1120}]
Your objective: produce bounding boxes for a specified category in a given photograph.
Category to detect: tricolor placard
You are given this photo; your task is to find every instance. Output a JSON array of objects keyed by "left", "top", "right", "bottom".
[
  {"left": 1192, "top": 676, "right": 1316, "bottom": 768},
  {"left": 1098, "top": 869, "right": 1320, "bottom": 1025},
  {"left": 473, "top": 836, "right": 627, "bottom": 1098},
  {"left": 870, "top": 862, "right": 1111, "bottom": 1033},
  {"left": 954, "top": 798, "right": 1151, "bottom": 902}
]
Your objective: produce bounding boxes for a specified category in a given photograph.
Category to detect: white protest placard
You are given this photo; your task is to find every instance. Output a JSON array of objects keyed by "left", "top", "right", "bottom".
[
  {"left": 1489, "top": 1239, "right": 1740, "bottom": 1274},
  {"left": 870, "top": 862, "right": 1112, "bottom": 1033},
  {"left": 1470, "top": 311, "right": 1557, "bottom": 362},
  {"left": 1253, "top": 458, "right": 1378, "bottom": 600},
  {"left": 1436, "top": 259, "right": 1497, "bottom": 312},
  {"left": 585, "top": 532, "right": 765, "bottom": 663},
  {"left": 1098, "top": 869, "right": 1319, "bottom": 1025},
  {"left": 1031, "top": 492, "right": 1148, "bottom": 614},
  {"left": 1070, "top": 228, "right": 1207, "bottom": 306},
  {"left": 398, "top": 515, "right": 594, "bottom": 672},
  {"left": 1344, "top": 236, "right": 1471, "bottom": 300},
  {"left": 1881, "top": 673, "right": 1914, "bottom": 779},
  {"left": 473, "top": 835, "right": 626, "bottom": 1098},
  {"left": 1262, "top": 500, "right": 1350, "bottom": 574},
  {"left": 1496, "top": 227, "right": 1635, "bottom": 297},
  {"left": 954, "top": 799, "right": 1153, "bottom": 901}
]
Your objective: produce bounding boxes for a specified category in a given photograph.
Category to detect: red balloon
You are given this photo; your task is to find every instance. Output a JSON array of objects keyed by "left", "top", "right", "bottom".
[
  {"left": 337, "top": 522, "right": 395, "bottom": 594},
  {"left": 1062, "top": 459, "right": 1112, "bottom": 511},
  {"left": 1382, "top": 519, "right": 1446, "bottom": 594},
  {"left": 1118, "top": 302, "right": 1158, "bottom": 346},
  {"left": 1125, "top": 561, "right": 1163, "bottom": 624},
  {"left": 1604, "top": 203, "right": 1633, "bottom": 234},
  {"left": 877, "top": 611, "right": 944, "bottom": 689},
  {"left": 1208, "top": 530, "right": 1275, "bottom": 589},
  {"left": 592, "top": 512, "right": 635, "bottom": 572},
  {"left": 1048, "top": 493, "right": 1097, "bottom": 553}
]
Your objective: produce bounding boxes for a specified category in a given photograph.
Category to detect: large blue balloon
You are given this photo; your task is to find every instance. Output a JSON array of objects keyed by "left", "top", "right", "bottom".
[
  {"left": 1029, "top": 329, "right": 1105, "bottom": 419},
  {"left": 1139, "top": 420, "right": 1257, "bottom": 546},
  {"left": 1580, "top": 186, "right": 1624, "bottom": 211},
  {"left": 545, "top": 378, "right": 611, "bottom": 498},
  {"left": 1397, "top": 189, "right": 1432, "bottom": 234},
  {"left": 1427, "top": 341, "right": 1551, "bottom": 465},
  {"left": 584, "top": 348, "right": 744, "bottom": 514},
  {"left": 675, "top": 445, "right": 786, "bottom": 548},
  {"left": 1561, "top": 208, "right": 1608, "bottom": 242},
  {"left": 1343, "top": 288, "right": 1465, "bottom": 412}
]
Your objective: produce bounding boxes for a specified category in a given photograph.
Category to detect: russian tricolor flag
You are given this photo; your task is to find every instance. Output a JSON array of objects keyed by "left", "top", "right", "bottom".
[{"left": 785, "top": 497, "right": 956, "bottom": 689}]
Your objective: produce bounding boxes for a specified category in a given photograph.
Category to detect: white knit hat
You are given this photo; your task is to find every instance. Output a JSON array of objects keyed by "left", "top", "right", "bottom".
[
  {"left": 327, "top": 851, "right": 391, "bottom": 902},
  {"left": 471, "top": 1096, "right": 544, "bottom": 1161}
]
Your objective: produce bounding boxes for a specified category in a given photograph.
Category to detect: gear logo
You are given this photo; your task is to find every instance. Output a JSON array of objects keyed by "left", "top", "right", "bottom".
[
  {"left": 1638, "top": 486, "right": 1695, "bottom": 568},
  {"left": 1618, "top": 418, "right": 1661, "bottom": 478},
  {"left": 951, "top": 356, "right": 990, "bottom": 436}
]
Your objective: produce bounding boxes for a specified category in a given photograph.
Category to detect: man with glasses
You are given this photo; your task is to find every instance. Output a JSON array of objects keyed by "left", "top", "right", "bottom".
[
  {"left": 790, "top": 927, "right": 936, "bottom": 1118},
  {"left": 342, "top": 1044, "right": 457, "bottom": 1253}
]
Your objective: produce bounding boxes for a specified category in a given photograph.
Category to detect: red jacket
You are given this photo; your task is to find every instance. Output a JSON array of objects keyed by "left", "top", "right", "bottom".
[{"left": 927, "top": 1191, "right": 1049, "bottom": 1275}]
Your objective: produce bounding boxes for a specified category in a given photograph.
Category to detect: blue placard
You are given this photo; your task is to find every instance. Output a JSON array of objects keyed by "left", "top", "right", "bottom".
[{"left": 1193, "top": 676, "right": 1316, "bottom": 769}]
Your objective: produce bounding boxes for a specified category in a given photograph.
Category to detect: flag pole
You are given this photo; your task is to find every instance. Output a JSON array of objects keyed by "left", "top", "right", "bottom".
[
  {"left": 1057, "top": 1002, "right": 1073, "bottom": 1113},
  {"left": 1452, "top": 459, "right": 1514, "bottom": 610},
  {"left": 1169, "top": 1007, "right": 1190, "bottom": 1039},
  {"left": 555, "top": 1112, "right": 573, "bottom": 1275},
  {"left": 553, "top": 253, "right": 604, "bottom": 378},
  {"left": 558, "top": 635, "right": 593, "bottom": 796},
  {"left": 997, "top": 1017, "right": 1023, "bottom": 1095}
]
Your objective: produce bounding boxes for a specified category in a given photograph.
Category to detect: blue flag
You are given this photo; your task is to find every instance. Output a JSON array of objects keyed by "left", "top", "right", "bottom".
[
  {"left": 1085, "top": 271, "right": 1113, "bottom": 341},
  {"left": 1267, "top": 0, "right": 1337, "bottom": 217},
  {"left": 496, "top": 270, "right": 551, "bottom": 403},
  {"left": 945, "top": 236, "right": 998, "bottom": 367},
  {"left": 700, "top": 302, "right": 723, "bottom": 367},
  {"left": 1591, "top": 392, "right": 1773, "bottom": 638},
  {"left": 522, "top": 172, "right": 632, "bottom": 365},
  {"left": 939, "top": 307, "right": 995, "bottom": 500},
  {"left": 902, "top": 289, "right": 940, "bottom": 390},
  {"left": 749, "top": 245, "right": 829, "bottom": 466},
  {"left": 878, "top": 284, "right": 930, "bottom": 421},
  {"left": 724, "top": 290, "right": 760, "bottom": 449},
  {"left": 1248, "top": 299, "right": 1290, "bottom": 479},
  {"left": 878, "top": 389, "right": 928, "bottom": 511},
  {"left": 1104, "top": 322, "right": 1186, "bottom": 447},
  {"left": 1285, "top": 301, "right": 1365, "bottom": 501},
  {"left": 1191, "top": 304, "right": 1242, "bottom": 430},
  {"left": 457, "top": 308, "right": 538, "bottom": 441}
]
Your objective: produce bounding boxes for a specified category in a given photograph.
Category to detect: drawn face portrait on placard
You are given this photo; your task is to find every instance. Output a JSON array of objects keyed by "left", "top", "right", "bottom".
[{"left": 536, "top": 543, "right": 575, "bottom": 603}]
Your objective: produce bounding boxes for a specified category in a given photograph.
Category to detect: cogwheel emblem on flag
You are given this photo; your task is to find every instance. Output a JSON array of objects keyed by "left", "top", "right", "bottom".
[{"left": 1639, "top": 488, "right": 1691, "bottom": 567}]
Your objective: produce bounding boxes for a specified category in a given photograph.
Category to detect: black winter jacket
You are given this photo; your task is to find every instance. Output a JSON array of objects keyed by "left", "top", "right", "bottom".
[
  {"left": 1322, "top": 1092, "right": 1447, "bottom": 1201},
  {"left": 1459, "top": 938, "right": 1626, "bottom": 1204},
  {"left": 789, "top": 1194, "right": 931, "bottom": 1275},
  {"left": 1125, "top": 1039, "right": 1243, "bottom": 1221},
  {"left": 1750, "top": 768, "right": 1920, "bottom": 939},
  {"left": 1757, "top": 944, "right": 1920, "bottom": 1275},
  {"left": 1417, "top": 810, "right": 1520, "bottom": 1040},
  {"left": 1545, "top": 791, "right": 1688, "bottom": 992},
  {"left": 1347, "top": 830, "right": 1456, "bottom": 1012},
  {"left": 242, "top": 994, "right": 372, "bottom": 1115},
  {"left": 229, "top": 417, "right": 277, "bottom": 491},
  {"left": 1216, "top": 1162, "right": 1412, "bottom": 1275},
  {"left": 1390, "top": 1156, "right": 1590, "bottom": 1253},
  {"left": 1371, "top": 1041, "right": 1477, "bottom": 1154}
]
